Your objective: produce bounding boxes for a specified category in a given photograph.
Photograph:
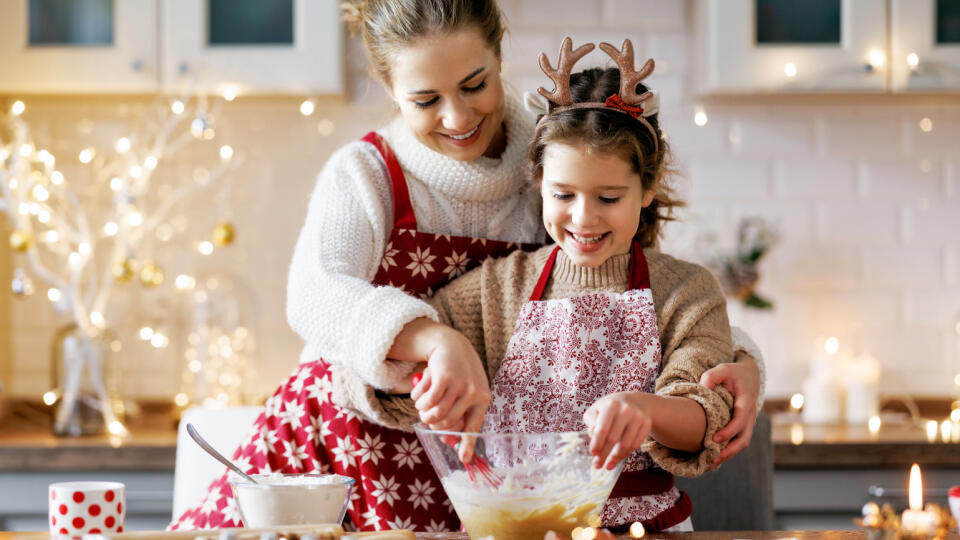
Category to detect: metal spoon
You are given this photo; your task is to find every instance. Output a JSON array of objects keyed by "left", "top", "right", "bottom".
[{"left": 185, "top": 423, "right": 259, "bottom": 484}]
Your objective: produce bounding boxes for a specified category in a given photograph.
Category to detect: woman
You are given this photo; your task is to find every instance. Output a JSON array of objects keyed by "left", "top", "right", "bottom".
[{"left": 171, "top": 0, "right": 763, "bottom": 531}]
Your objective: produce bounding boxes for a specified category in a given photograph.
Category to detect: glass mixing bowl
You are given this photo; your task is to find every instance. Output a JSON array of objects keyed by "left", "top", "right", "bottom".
[{"left": 415, "top": 424, "right": 624, "bottom": 540}]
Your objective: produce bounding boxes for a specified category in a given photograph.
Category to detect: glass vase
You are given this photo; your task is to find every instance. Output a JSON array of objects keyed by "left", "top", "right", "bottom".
[{"left": 49, "top": 324, "right": 121, "bottom": 437}]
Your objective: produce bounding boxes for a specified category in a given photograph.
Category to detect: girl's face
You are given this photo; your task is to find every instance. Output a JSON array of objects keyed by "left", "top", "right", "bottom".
[
  {"left": 389, "top": 29, "right": 506, "bottom": 161},
  {"left": 541, "top": 143, "right": 655, "bottom": 268}
]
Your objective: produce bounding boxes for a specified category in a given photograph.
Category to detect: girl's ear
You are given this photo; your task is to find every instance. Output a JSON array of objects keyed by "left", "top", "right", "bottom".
[{"left": 641, "top": 179, "right": 659, "bottom": 208}]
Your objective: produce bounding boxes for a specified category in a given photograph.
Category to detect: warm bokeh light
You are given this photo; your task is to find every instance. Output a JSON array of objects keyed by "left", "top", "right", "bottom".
[
  {"left": 694, "top": 110, "right": 708, "bottom": 127},
  {"left": 300, "top": 100, "right": 315, "bottom": 116},
  {"left": 11, "top": 100, "right": 25, "bottom": 116},
  {"left": 171, "top": 100, "right": 185, "bottom": 115},
  {"left": 868, "top": 415, "right": 881, "bottom": 434},
  {"left": 919, "top": 118, "right": 933, "bottom": 133},
  {"left": 115, "top": 137, "right": 131, "bottom": 153},
  {"left": 42, "top": 391, "right": 58, "bottom": 406},
  {"left": 790, "top": 423, "right": 804, "bottom": 445},
  {"left": 824, "top": 337, "right": 840, "bottom": 355},
  {"left": 906, "top": 53, "right": 919, "bottom": 68},
  {"left": 926, "top": 420, "right": 938, "bottom": 443},
  {"left": 790, "top": 393, "right": 805, "bottom": 410},
  {"left": 908, "top": 463, "right": 922, "bottom": 510},
  {"left": 219, "top": 145, "right": 234, "bottom": 161},
  {"left": 868, "top": 50, "right": 885, "bottom": 68},
  {"left": 784, "top": 62, "right": 798, "bottom": 78}
]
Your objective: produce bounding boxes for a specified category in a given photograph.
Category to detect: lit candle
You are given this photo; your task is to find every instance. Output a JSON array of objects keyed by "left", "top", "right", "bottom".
[{"left": 901, "top": 463, "right": 937, "bottom": 535}]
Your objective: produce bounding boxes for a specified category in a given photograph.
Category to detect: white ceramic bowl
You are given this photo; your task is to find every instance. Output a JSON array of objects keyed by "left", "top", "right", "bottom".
[
  {"left": 228, "top": 473, "right": 354, "bottom": 527},
  {"left": 949, "top": 485, "right": 959, "bottom": 533}
]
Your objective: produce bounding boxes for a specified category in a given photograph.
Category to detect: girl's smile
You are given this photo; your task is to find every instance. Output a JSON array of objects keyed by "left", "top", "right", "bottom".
[{"left": 541, "top": 143, "right": 655, "bottom": 267}]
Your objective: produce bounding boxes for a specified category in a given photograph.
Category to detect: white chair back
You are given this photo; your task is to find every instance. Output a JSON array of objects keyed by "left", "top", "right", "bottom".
[{"left": 172, "top": 406, "right": 261, "bottom": 520}]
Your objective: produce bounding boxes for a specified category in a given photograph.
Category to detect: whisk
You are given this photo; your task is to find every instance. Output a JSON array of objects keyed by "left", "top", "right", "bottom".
[{"left": 410, "top": 373, "right": 502, "bottom": 489}]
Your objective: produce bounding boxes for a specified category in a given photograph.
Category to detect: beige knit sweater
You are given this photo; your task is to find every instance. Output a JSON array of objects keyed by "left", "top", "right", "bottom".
[{"left": 332, "top": 245, "right": 734, "bottom": 477}]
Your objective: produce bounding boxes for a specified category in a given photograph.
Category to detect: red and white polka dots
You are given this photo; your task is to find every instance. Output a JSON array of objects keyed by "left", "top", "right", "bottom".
[{"left": 48, "top": 481, "right": 125, "bottom": 536}]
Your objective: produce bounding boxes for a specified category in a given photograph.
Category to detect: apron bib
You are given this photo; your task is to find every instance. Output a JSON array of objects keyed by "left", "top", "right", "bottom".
[
  {"left": 172, "top": 132, "right": 539, "bottom": 532},
  {"left": 486, "top": 243, "right": 692, "bottom": 531}
]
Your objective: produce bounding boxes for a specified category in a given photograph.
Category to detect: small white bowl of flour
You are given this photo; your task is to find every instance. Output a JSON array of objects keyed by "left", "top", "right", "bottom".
[{"left": 228, "top": 472, "right": 355, "bottom": 527}]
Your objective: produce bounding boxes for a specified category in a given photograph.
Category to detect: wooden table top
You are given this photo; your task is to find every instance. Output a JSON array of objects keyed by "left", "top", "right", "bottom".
[{"left": 3, "top": 531, "right": 942, "bottom": 540}]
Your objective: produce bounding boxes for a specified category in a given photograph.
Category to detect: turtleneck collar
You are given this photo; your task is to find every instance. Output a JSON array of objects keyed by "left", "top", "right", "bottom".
[
  {"left": 382, "top": 92, "right": 534, "bottom": 202},
  {"left": 550, "top": 248, "right": 632, "bottom": 288}
]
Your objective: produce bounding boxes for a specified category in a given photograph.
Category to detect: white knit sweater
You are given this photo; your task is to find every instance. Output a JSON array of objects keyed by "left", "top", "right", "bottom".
[{"left": 286, "top": 94, "right": 544, "bottom": 390}]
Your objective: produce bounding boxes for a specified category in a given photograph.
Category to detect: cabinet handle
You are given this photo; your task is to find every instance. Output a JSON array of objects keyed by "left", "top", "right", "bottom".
[
  {"left": 131, "top": 59, "right": 143, "bottom": 72},
  {"left": 178, "top": 61, "right": 190, "bottom": 74},
  {"left": 868, "top": 485, "right": 950, "bottom": 497}
]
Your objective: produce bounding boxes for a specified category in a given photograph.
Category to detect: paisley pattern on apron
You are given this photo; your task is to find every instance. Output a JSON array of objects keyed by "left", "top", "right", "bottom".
[{"left": 486, "top": 243, "right": 692, "bottom": 530}]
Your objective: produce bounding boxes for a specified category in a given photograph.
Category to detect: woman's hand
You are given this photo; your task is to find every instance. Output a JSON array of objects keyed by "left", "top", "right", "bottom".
[
  {"left": 408, "top": 326, "right": 490, "bottom": 434},
  {"left": 699, "top": 351, "right": 761, "bottom": 467},
  {"left": 583, "top": 392, "right": 652, "bottom": 471}
]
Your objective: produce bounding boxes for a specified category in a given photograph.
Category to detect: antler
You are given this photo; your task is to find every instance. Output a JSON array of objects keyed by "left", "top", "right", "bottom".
[
  {"left": 598, "top": 40, "right": 655, "bottom": 106},
  {"left": 537, "top": 37, "right": 595, "bottom": 107}
]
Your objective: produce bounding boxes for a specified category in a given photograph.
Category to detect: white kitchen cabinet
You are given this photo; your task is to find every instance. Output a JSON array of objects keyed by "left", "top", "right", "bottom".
[
  {"left": 0, "top": 0, "right": 160, "bottom": 94},
  {"left": 0, "top": 0, "right": 343, "bottom": 95},
  {"left": 701, "top": 0, "right": 888, "bottom": 93},
  {"left": 700, "top": 0, "right": 960, "bottom": 94},
  {"left": 161, "top": 0, "right": 344, "bottom": 96},
  {"left": 890, "top": 0, "right": 960, "bottom": 91}
]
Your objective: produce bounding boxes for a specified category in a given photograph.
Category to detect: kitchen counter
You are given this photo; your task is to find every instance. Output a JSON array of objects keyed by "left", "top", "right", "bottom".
[
  {"left": 1, "top": 404, "right": 959, "bottom": 472},
  {"left": 0, "top": 402, "right": 176, "bottom": 472}
]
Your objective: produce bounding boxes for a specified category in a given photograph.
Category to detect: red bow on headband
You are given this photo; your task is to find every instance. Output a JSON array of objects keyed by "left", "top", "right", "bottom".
[{"left": 604, "top": 93, "right": 644, "bottom": 118}]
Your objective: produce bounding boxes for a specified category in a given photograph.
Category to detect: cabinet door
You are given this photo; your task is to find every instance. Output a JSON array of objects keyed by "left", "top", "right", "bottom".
[
  {"left": 161, "top": 0, "right": 344, "bottom": 96},
  {"left": 0, "top": 0, "right": 159, "bottom": 93},
  {"left": 702, "top": 0, "right": 887, "bottom": 93},
  {"left": 891, "top": 0, "right": 960, "bottom": 90}
]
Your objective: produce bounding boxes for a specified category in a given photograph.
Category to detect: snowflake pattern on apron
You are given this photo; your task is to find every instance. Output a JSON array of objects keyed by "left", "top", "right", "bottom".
[{"left": 171, "top": 132, "right": 539, "bottom": 532}]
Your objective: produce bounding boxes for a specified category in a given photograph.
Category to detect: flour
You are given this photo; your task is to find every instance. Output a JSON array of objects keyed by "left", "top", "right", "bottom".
[{"left": 229, "top": 473, "right": 354, "bottom": 527}]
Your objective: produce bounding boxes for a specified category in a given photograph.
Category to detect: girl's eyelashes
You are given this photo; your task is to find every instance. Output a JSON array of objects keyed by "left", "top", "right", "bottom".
[
  {"left": 551, "top": 192, "right": 621, "bottom": 204},
  {"left": 411, "top": 79, "right": 488, "bottom": 109}
]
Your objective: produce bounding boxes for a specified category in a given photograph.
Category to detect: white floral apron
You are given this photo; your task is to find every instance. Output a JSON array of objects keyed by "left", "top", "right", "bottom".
[{"left": 486, "top": 241, "right": 692, "bottom": 531}]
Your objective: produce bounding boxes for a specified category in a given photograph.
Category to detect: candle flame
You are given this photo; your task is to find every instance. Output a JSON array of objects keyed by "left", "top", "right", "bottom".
[{"left": 908, "top": 463, "right": 922, "bottom": 510}]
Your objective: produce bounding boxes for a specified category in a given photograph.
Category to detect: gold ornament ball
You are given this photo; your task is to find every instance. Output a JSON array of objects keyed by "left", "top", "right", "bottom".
[
  {"left": 139, "top": 262, "right": 164, "bottom": 287},
  {"left": 212, "top": 221, "right": 235, "bottom": 246},
  {"left": 112, "top": 259, "right": 135, "bottom": 283},
  {"left": 9, "top": 230, "right": 32, "bottom": 252}
]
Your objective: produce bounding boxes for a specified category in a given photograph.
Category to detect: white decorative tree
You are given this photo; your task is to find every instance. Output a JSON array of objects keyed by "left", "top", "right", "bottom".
[{"left": 0, "top": 95, "right": 240, "bottom": 436}]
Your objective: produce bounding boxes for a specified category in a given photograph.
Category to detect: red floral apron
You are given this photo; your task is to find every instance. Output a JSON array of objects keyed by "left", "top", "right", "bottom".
[
  {"left": 485, "top": 242, "right": 692, "bottom": 532},
  {"left": 171, "top": 132, "right": 538, "bottom": 532}
]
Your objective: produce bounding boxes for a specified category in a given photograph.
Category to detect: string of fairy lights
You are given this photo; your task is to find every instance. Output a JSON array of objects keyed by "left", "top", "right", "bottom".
[{"left": 1, "top": 93, "right": 240, "bottom": 436}]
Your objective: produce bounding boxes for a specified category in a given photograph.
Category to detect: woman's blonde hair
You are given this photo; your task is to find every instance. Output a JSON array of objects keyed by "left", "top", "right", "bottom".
[
  {"left": 342, "top": 0, "right": 506, "bottom": 85},
  {"left": 529, "top": 67, "right": 682, "bottom": 248}
]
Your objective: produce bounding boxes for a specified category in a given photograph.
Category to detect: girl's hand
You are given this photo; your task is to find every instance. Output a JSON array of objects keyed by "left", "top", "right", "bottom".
[
  {"left": 699, "top": 351, "right": 761, "bottom": 467},
  {"left": 409, "top": 327, "right": 490, "bottom": 434},
  {"left": 583, "top": 392, "right": 652, "bottom": 470}
]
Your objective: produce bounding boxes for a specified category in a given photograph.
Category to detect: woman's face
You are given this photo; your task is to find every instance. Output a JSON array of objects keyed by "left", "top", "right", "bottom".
[
  {"left": 541, "top": 143, "right": 655, "bottom": 268},
  {"left": 388, "top": 29, "right": 506, "bottom": 161}
]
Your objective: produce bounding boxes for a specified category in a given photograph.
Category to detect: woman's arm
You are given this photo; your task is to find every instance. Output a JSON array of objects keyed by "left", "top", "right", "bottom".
[
  {"left": 699, "top": 336, "right": 763, "bottom": 467},
  {"left": 286, "top": 142, "right": 439, "bottom": 390}
]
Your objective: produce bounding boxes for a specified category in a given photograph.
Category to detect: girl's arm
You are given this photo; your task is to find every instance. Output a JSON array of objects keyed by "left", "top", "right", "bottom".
[{"left": 585, "top": 391, "right": 707, "bottom": 470}]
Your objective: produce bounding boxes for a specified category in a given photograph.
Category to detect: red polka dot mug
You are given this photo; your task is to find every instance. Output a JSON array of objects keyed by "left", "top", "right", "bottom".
[{"left": 48, "top": 481, "right": 125, "bottom": 536}]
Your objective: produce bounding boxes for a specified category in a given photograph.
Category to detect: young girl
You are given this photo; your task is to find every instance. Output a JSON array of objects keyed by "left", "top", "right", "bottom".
[{"left": 411, "top": 38, "right": 734, "bottom": 532}]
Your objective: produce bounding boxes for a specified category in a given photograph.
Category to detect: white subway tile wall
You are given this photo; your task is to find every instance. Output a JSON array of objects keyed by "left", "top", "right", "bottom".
[{"left": 4, "top": 0, "right": 959, "bottom": 401}]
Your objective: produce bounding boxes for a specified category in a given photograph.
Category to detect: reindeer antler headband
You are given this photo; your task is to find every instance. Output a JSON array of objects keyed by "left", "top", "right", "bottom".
[{"left": 527, "top": 37, "right": 661, "bottom": 152}]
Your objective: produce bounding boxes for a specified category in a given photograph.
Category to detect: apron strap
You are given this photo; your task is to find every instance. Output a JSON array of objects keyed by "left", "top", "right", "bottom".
[
  {"left": 529, "top": 246, "right": 561, "bottom": 301},
  {"left": 529, "top": 240, "right": 651, "bottom": 301},
  {"left": 628, "top": 239, "right": 651, "bottom": 290},
  {"left": 361, "top": 131, "right": 418, "bottom": 231}
]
